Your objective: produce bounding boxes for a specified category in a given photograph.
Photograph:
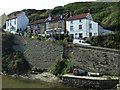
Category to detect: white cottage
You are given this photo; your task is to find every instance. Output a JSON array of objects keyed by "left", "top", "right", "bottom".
[
  {"left": 66, "top": 13, "right": 113, "bottom": 38},
  {"left": 6, "top": 12, "right": 29, "bottom": 33}
]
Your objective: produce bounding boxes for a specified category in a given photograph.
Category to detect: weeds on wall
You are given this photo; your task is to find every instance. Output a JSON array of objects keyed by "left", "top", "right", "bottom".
[{"left": 49, "top": 59, "right": 73, "bottom": 78}]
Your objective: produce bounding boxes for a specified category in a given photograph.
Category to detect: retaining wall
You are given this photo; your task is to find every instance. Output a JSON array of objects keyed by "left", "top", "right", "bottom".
[
  {"left": 70, "top": 45, "right": 120, "bottom": 75},
  {"left": 13, "top": 35, "right": 120, "bottom": 75}
]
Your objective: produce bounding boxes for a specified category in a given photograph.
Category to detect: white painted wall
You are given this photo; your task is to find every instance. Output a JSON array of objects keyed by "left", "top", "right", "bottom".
[
  {"left": 66, "top": 18, "right": 99, "bottom": 38},
  {"left": 99, "top": 26, "right": 113, "bottom": 35},
  {"left": 17, "top": 12, "right": 29, "bottom": 31},
  {"left": 66, "top": 13, "right": 113, "bottom": 39},
  {"left": 6, "top": 12, "right": 29, "bottom": 33}
]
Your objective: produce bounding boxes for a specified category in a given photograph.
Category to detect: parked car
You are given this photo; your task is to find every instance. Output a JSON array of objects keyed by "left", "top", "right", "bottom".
[
  {"left": 47, "top": 37, "right": 56, "bottom": 41},
  {"left": 73, "top": 39, "right": 91, "bottom": 46}
]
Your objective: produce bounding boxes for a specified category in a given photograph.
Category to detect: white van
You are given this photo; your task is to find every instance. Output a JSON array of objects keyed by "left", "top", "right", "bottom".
[{"left": 73, "top": 39, "right": 91, "bottom": 46}]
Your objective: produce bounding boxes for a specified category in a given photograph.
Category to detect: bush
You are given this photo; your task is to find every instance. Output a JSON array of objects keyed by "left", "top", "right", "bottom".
[
  {"left": 31, "top": 66, "right": 46, "bottom": 73},
  {"left": 2, "top": 32, "right": 14, "bottom": 56},
  {"left": 85, "top": 32, "right": 120, "bottom": 49},
  {"left": 49, "top": 59, "right": 73, "bottom": 77},
  {"left": 64, "top": 37, "right": 73, "bottom": 42},
  {"left": 2, "top": 52, "right": 31, "bottom": 74}
]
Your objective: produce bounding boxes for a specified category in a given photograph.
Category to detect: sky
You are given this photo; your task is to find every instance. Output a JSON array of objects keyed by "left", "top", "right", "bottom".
[{"left": 0, "top": 0, "right": 96, "bottom": 16}]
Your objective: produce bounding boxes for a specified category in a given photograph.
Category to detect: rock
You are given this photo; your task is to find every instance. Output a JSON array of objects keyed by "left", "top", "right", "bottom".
[{"left": 32, "top": 72, "right": 60, "bottom": 82}]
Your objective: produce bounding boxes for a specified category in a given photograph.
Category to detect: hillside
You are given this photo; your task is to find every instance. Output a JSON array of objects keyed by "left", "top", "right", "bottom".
[{"left": 8, "top": 2, "right": 120, "bottom": 31}]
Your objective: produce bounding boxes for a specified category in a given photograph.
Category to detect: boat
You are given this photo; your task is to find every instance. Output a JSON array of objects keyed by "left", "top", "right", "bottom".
[{"left": 62, "top": 74, "right": 119, "bottom": 89}]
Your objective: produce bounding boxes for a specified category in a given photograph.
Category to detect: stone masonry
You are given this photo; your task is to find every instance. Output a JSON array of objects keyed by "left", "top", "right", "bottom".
[{"left": 13, "top": 35, "right": 120, "bottom": 75}]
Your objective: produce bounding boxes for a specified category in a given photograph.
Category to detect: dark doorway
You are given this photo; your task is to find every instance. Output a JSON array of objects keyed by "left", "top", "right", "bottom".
[{"left": 79, "top": 33, "right": 82, "bottom": 38}]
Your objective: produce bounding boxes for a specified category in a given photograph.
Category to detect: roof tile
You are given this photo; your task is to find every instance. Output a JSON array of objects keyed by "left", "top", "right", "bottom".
[
  {"left": 67, "top": 13, "right": 88, "bottom": 20},
  {"left": 7, "top": 14, "right": 20, "bottom": 20}
]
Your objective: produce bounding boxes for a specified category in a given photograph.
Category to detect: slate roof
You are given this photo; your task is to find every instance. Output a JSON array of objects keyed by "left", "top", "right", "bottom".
[
  {"left": 29, "top": 15, "right": 66, "bottom": 25},
  {"left": 7, "top": 14, "right": 20, "bottom": 20},
  {"left": 29, "top": 19, "right": 46, "bottom": 25},
  {"left": 67, "top": 13, "right": 88, "bottom": 21}
]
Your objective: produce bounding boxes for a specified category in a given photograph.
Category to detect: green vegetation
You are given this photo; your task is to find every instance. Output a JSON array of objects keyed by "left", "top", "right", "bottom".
[
  {"left": 2, "top": 52, "right": 31, "bottom": 74},
  {"left": 8, "top": 2, "right": 120, "bottom": 31},
  {"left": 49, "top": 59, "right": 73, "bottom": 78},
  {"left": 64, "top": 37, "right": 72, "bottom": 42},
  {"left": 2, "top": 32, "right": 31, "bottom": 74},
  {"left": 2, "top": 32, "right": 14, "bottom": 56},
  {"left": 85, "top": 31, "right": 120, "bottom": 49},
  {"left": 31, "top": 66, "right": 46, "bottom": 73}
]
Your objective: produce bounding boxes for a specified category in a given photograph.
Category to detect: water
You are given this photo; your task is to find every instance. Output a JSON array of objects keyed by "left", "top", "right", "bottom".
[
  {"left": 2, "top": 75, "right": 119, "bottom": 90},
  {"left": 2, "top": 75, "right": 67, "bottom": 88}
]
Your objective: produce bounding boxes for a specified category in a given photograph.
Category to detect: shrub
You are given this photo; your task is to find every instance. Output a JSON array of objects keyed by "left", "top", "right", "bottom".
[
  {"left": 31, "top": 66, "right": 46, "bottom": 73},
  {"left": 64, "top": 37, "right": 72, "bottom": 42},
  {"left": 2, "top": 32, "right": 14, "bottom": 56},
  {"left": 49, "top": 59, "right": 73, "bottom": 77},
  {"left": 2, "top": 52, "right": 31, "bottom": 74},
  {"left": 85, "top": 32, "right": 120, "bottom": 49}
]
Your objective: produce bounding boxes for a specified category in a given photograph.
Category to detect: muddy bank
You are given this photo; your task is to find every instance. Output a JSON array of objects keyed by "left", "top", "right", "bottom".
[{"left": 11, "top": 72, "right": 61, "bottom": 83}]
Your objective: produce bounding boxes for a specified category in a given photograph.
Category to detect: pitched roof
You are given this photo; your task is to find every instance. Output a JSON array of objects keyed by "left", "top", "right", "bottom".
[
  {"left": 53, "top": 15, "right": 66, "bottom": 20},
  {"left": 67, "top": 13, "right": 88, "bottom": 21},
  {"left": 29, "top": 19, "right": 46, "bottom": 25},
  {"left": 7, "top": 14, "right": 20, "bottom": 20}
]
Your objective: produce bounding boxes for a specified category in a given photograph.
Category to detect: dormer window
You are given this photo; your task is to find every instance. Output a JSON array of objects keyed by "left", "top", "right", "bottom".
[
  {"left": 79, "top": 19, "right": 82, "bottom": 23},
  {"left": 71, "top": 20, "right": 73, "bottom": 24}
]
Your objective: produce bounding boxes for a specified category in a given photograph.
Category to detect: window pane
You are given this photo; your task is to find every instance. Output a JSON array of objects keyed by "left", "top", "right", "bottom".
[
  {"left": 89, "top": 24, "right": 92, "bottom": 29},
  {"left": 79, "top": 19, "right": 82, "bottom": 23},
  {"left": 46, "top": 22, "right": 49, "bottom": 29},
  {"left": 79, "top": 25, "right": 82, "bottom": 30},
  {"left": 89, "top": 33, "right": 92, "bottom": 36},
  {"left": 70, "top": 26, "right": 73, "bottom": 31}
]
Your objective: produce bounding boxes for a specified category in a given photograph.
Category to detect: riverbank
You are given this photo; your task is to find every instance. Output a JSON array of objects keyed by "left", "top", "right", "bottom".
[
  {"left": 9, "top": 72, "right": 61, "bottom": 83},
  {"left": 2, "top": 72, "right": 120, "bottom": 89},
  {"left": 2, "top": 74, "right": 67, "bottom": 88}
]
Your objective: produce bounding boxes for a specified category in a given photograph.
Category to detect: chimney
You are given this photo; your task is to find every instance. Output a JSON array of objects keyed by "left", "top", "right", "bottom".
[
  {"left": 60, "top": 15, "right": 63, "bottom": 19},
  {"left": 70, "top": 11, "right": 73, "bottom": 17},
  {"left": 48, "top": 14, "right": 52, "bottom": 20}
]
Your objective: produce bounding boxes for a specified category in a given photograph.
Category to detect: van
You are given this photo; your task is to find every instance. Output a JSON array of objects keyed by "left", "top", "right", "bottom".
[{"left": 73, "top": 39, "right": 91, "bottom": 46}]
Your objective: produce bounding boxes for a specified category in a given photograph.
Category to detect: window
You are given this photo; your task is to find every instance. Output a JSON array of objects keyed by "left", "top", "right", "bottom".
[
  {"left": 46, "top": 22, "right": 49, "bottom": 29},
  {"left": 30, "top": 25, "right": 33, "bottom": 30},
  {"left": 14, "top": 19, "right": 16, "bottom": 25},
  {"left": 38, "top": 24, "right": 40, "bottom": 28},
  {"left": 79, "top": 33, "right": 82, "bottom": 38},
  {"left": 58, "top": 20, "right": 62, "bottom": 28},
  {"left": 70, "top": 20, "right": 73, "bottom": 24},
  {"left": 79, "top": 19, "right": 82, "bottom": 23},
  {"left": 70, "top": 26, "right": 73, "bottom": 31},
  {"left": 75, "top": 33, "right": 77, "bottom": 38},
  {"left": 89, "top": 24, "right": 92, "bottom": 29},
  {"left": 38, "top": 24, "right": 40, "bottom": 34},
  {"left": 79, "top": 25, "right": 82, "bottom": 30},
  {"left": 94, "top": 33, "right": 97, "bottom": 36},
  {"left": 10, "top": 21, "right": 12, "bottom": 26},
  {"left": 89, "top": 33, "right": 92, "bottom": 36}
]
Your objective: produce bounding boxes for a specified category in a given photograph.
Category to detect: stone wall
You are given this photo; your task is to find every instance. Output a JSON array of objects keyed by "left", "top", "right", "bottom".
[
  {"left": 13, "top": 35, "right": 63, "bottom": 68},
  {"left": 70, "top": 45, "right": 120, "bottom": 75},
  {"left": 13, "top": 35, "right": 120, "bottom": 75},
  {"left": 62, "top": 75, "right": 119, "bottom": 89}
]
